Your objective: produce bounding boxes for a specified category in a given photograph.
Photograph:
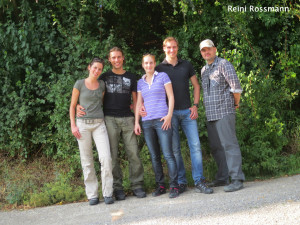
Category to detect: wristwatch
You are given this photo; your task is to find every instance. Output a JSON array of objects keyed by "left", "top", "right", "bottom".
[{"left": 193, "top": 103, "right": 199, "bottom": 108}]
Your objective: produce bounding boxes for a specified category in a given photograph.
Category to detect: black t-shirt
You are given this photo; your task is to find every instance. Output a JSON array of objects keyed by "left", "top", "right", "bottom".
[
  {"left": 156, "top": 59, "right": 196, "bottom": 110},
  {"left": 99, "top": 70, "right": 137, "bottom": 117}
]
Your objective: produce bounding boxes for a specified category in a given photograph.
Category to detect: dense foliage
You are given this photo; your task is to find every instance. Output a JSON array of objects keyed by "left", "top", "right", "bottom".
[{"left": 0, "top": 0, "right": 299, "bottom": 206}]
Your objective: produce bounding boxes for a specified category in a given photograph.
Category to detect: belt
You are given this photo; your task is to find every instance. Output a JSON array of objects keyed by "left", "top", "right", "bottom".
[{"left": 77, "top": 118, "right": 104, "bottom": 124}]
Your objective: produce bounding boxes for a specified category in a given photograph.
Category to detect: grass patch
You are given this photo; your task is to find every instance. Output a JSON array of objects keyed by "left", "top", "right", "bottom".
[
  {"left": 0, "top": 154, "right": 85, "bottom": 211},
  {"left": 1, "top": 132, "right": 298, "bottom": 210}
]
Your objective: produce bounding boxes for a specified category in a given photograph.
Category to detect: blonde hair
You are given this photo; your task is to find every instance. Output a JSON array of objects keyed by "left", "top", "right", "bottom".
[
  {"left": 142, "top": 53, "right": 156, "bottom": 64},
  {"left": 163, "top": 36, "right": 179, "bottom": 47}
]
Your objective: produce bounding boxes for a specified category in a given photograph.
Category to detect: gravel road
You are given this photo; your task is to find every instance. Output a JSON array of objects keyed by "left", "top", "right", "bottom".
[{"left": 1, "top": 175, "right": 299, "bottom": 225}]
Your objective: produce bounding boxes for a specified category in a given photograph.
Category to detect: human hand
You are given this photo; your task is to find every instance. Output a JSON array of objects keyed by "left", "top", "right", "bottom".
[
  {"left": 134, "top": 123, "right": 142, "bottom": 135},
  {"left": 71, "top": 125, "right": 81, "bottom": 139},
  {"left": 160, "top": 115, "right": 172, "bottom": 130},
  {"left": 139, "top": 105, "right": 147, "bottom": 117},
  {"left": 76, "top": 104, "right": 86, "bottom": 117},
  {"left": 189, "top": 105, "right": 198, "bottom": 120}
]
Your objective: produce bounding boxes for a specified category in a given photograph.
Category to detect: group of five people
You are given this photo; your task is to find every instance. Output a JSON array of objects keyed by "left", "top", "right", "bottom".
[{"left": 69, "top": 37, "right": 245, "bottom": 206}]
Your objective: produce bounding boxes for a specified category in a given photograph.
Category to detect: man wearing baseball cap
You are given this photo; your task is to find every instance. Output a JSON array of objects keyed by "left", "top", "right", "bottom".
[{"left": 199, "top": 39, "right": 245, "bottom": 192}]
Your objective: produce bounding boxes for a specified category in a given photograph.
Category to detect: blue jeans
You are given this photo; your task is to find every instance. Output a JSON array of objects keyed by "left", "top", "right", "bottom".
[
  {"left": 172, "top": 109, "right": 205, "bottom": 185},
  {"left": 142, "top": 119, "right": 178, "bottom": 188}
]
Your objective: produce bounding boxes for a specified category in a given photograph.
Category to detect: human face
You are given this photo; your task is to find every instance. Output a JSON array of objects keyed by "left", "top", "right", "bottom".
[
  {"left": 142, "top": 55, "right": 156, "bottom": 74},
  {"left": 200, "top": 47, "right": 217, "bottom": 64},
  {"left": 88, "top": 62, "right": 103, "bottom": 78},
  {"left": 163, "top": 40, "right": 178, "bottom": 59},
  {"left": 109, "top": 50, "right": 124, "bottom": 70}
]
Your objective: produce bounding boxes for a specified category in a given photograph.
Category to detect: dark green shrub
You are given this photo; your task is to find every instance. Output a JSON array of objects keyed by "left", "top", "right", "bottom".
[{"left": 0, "top": 1, "right": 299, "bottom": 208}]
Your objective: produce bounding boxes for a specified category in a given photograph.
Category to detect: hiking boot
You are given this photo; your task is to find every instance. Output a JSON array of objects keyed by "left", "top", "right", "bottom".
[
  {"left": 114, "top": 190, "right": 126, "bottom": 200},
  {"left": 133, "top": 188, "right": 146, "bottom": 198},
  {"left": 169, "top": 187, "right": 179, "bottom": 198},
  {"left": 207, "top": 179, "right": 230, "bottom": 187},
  {"left": 195, "top": 181, "right": 213, "bottom": 194},
  {"left": 89, "top": 198, "right": 99, "bottom": 206},
  {"left": 152, "top": 186, "right": 166, "bottom": 197},
  {"left": 104, "top": 196, "right": 114, "bottom": 204},
  {"left": 224, "top": 180, "right": 243, "bottom": 192},
  {"left": 178, "top": 184, "right": 187, "bottom": 193}
]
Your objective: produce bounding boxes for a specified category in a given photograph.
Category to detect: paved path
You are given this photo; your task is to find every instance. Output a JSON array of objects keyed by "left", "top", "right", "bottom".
[{"left": 1, "top": 175, "right": 299, "bottom": 225}]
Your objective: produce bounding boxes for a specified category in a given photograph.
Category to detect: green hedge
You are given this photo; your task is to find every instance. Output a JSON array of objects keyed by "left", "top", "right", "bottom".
[{"left": 0, "top": 0, "right": 299, "bottom": 179}]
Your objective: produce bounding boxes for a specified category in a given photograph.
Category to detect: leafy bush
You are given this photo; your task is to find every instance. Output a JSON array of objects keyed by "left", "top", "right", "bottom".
[
  {"left": 26, "top": 174, "right": 85, "bottom": 207},
  {"left": 0, "top": 1, "right": 299, "bottom": 209}
]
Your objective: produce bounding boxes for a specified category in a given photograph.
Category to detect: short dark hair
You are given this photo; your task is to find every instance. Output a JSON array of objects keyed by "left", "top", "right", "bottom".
[{"left": 108, "top": 47, "right": 125, "bottom": 64}]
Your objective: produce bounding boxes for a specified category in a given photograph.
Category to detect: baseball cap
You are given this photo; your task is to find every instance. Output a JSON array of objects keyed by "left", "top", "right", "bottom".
[{"left": 199, "top": 39, "right": 215, "bottom": 50}]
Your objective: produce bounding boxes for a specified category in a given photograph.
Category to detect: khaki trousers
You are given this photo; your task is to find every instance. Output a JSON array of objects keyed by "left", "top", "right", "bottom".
[
  {"left": 77, "top": 119, "right": 113, "bottom": 199},
  {"left": 105, "top": 116, "right": 144, "bottom": 191}
]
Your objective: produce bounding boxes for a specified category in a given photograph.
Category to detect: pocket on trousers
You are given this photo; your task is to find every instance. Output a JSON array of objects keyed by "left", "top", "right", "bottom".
[
  {"left": 96, "top": 122, "right": 107, "bottom": 132},
  {"left": 76, "top": 120, "right": 87, "bottom": 133}
]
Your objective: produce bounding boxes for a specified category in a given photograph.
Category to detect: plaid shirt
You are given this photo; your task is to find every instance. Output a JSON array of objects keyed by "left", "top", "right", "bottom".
[{"left": 201, "top": 57, "right": 242, "bottom": 121}]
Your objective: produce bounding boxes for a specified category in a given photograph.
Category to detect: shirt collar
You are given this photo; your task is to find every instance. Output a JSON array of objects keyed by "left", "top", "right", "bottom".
[
  {"left": 142, "top": 70, "right": 158, "bottom": 80},
  {"left": 161, "top": 58, "right": 183, "bottom": 65},
  {"left": 205, "top": 56, "right": 219, "bottom": 69}
]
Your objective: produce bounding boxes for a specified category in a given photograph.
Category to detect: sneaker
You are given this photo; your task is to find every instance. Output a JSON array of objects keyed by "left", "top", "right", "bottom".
[
  {"left": 104, "top": 196, "right": 114, "bottom": 204},
  {"left": 152, "top": 186, "right": 166, "bottom": 197},
  {"left": 224, "top": 180, "right": 243, "bottom": 192},
  {"left": 89, "top": 198, "right": 99, "bottom": 206},
  {"left": 207, "top": 179, "right": 230, "bottom": 187},
  {"left": 169, "top": 187, "right": 179, "bottom": 198},
  {"left": 195, "top": 181, "right": 213, "bottom": 194},
  {"left": 178, "top": 184, "right": 187, "bottom": 193},
  {"left": 114, "top": 190, "right": 126, "bottom": 200},
  {"left": 133, "top": 188, "right": 146, "bottom": 198}
]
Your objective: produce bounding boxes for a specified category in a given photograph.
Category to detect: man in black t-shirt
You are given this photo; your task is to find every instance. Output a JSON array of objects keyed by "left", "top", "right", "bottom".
[
  {"left": 78, "top": 47, "right": 145, "bottom": 200},
  {"left": 100, "top": 70, "right": 136, "bottom": 117}
]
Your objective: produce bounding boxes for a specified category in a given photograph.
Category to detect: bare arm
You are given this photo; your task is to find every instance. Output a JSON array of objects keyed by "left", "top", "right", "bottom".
[
  {"left": 189, "top": 75, "right": 200, "bottom": 120},
  {"left": 70, "top": 88, "right": 81, "bottom": 139},
  {"left": 134, "top": 92, "right": 143, "bottom": 135},
  {"left": 132, "top": 91, "right": 137, "bottom": 114},
  {"left": 161, "top": 83, "right": 174, "bottom": 130},
  {"left": 233, "top": 93, "right": 241, "bottom": 109}
]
